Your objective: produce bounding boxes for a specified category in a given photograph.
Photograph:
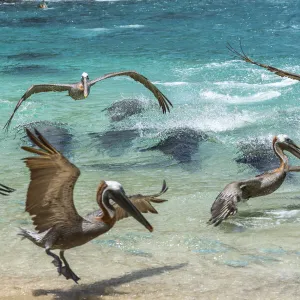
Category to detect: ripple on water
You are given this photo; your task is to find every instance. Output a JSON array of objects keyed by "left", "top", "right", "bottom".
[
  {"left": 223, "top": 260, "right": 249, "bottom": 268},
  {"left": 186, "top": 237, "right": 233, "bottom": 254}
]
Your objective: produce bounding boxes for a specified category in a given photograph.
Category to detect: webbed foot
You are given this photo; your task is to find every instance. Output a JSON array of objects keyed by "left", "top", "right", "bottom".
[
  {"left": 51, "top": 259, "right": 63, "bottom": 275},
  {"left": 60, "top": 265, "right": 80, "bottom": 284}
]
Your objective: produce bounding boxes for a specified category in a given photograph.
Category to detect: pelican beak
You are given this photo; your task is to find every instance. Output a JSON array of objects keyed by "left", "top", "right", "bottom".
[
  {"left": 83, "top": 77, "right": 88, "bottom": 98},
  {"left": 110, "top": 190, "right": 153, "bottom": 232},
  {"left": 282, "top": 140, "right": 300, "bottom": 159}
]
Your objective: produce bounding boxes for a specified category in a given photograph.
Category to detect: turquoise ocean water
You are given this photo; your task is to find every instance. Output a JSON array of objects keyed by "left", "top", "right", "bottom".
[{"left": 1, "top": 0, "right": 300, "bottom": 298}]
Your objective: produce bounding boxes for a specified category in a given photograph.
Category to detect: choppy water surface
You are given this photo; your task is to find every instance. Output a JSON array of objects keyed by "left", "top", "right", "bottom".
[{"left": 1, "top": 0, "right": 300, "bottom": 298}]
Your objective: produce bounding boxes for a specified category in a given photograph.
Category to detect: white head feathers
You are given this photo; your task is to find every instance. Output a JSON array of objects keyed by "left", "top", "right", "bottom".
[
  {"left": 277, "top": 134, "right": 290, "bottom": 143},
  {"left": 105, "top": 181, "right": 123, "bottom": 191}
]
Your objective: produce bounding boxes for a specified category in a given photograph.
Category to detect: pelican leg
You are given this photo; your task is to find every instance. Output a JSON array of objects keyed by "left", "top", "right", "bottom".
[
  {"left": 45, "top": 248, "right": 62, "bottom": 276},
  {"left": 59, "top": 250, "right": 80, "bottom": 284}
]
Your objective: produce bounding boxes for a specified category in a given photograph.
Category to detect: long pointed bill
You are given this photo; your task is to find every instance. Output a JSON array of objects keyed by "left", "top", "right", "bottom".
[
  {"left": 83, "top": 77, "right": 88, "bottom": 98},
  {"left": 113, "top": 191, "right": 153, "bottom": 232},
  {"left": 286, "top": 142, "right": 300, "bottom": 159}
]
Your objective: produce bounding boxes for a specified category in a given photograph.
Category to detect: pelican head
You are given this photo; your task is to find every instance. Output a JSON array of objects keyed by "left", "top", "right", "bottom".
[
  {"left": 104, "top": 181, "right": 153, "bottom": 232},
  {"left": 274, "top": 134, "right": 300, "bottom": 159},
  {"left": 81, "top": 72, "right": 89, "bottom": 98}
]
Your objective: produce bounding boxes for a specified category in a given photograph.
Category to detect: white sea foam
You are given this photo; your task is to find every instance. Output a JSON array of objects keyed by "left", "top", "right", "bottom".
[
  {"left": 214, "top": 78, "right": 297, "bottom": 89},
  {"left": 83, "top": 27, "right": 110, "bottom": 32},
  {"left": 131, "top": 100, "right": 258, "bottom": 133},
  {"left": 152, "top": 81, "right": 189, "bottom": 86},
  {"left": 200, "top": 90, "right": 281, "bottom": 104},
  {"left": 266, "top": 210, "right": 300, "bottom": 218},
  {"left": 173, "top": 60, "right": 250, "bottom": 77},
  {"left": 0, "top": 99, "right": 11, "bottom": 104},
  {"left": 186, "top": 111, "right": 255, "bottom": 132},
  {"left": 203, "top": 61, "right": 238, "bottom": 69},
  {"left": 118, "top": 24, "right": 145, "bottom": 29},
  {"left": 96, "top": 0, "right": 126, "bottom": 1}
]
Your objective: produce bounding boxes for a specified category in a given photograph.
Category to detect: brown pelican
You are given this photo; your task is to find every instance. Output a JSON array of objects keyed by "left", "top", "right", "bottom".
[
  {"left": 4, "top": 71, "right": 173, "bottom": 130},
  {"left": 38, "top": 1, "right": 48, "bottom": 9},
  {"left": 0, "top": 183, "right": 15, "bottom": 196},
  {"left": 227, "top": 42, "right": 300, "bottom": 81},
  {"left": 208, "top": 134, "right": 300, "bottom": 226},
  {"left": 19, "top": 128, "right": 168, "bottom": 283}
]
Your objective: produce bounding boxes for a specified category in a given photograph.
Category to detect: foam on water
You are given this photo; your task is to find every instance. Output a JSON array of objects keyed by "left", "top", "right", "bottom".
[
  {"left": 118, "top": 24, "right": 145, "bottom": 29},
  {"left": 83, "top": 27, "right": 110, "bottom": 32},
  {"left": 265, "top": 210, "right": 300, "bottom": 218},
  {"left": 95, "top": 0, "right": 127, "bottom": 2},
  {"left": 153, "top": 81, "right": 190, "bottom": 86},
  {"left": 200, "top": 90, "right": 281, "bottom": 103},
  {"left": 214, "top": 78, "right": 297, "bottom": 88}
]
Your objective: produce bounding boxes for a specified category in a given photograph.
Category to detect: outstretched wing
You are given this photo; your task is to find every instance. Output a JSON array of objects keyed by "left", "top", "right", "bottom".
[
  {"left": 114, "top": 180, "right": 168, "bottom": 221},
  {"left": 208, "top": 178, "right": 263, "bottom": 226},
  {"left": 208, "top": 189, "right": 239, "bottom": 227},
  {"left": 0, "top": 183, "right": 15, "bottom": 196},
  {"left": 227, "top": 42, "right": 300, "bottom": 81},
  {"left": 89, "top": 71, "right": 173, "bottom": 114},
  {"left": 22, "top": 128, "right": 82, "bottom": 233},
  {"left": 4, "top": 83, "right": 74, "bottom": 131}
]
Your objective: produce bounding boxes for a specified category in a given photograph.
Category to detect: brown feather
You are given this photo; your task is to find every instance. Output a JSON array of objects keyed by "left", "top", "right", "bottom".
[
  {"left": 90, "top": 71, "right": 173, "bottom": 114},
  {"left": 113, "top": 180, "right": 168, "bottom": 221},
  {"left": 4, "top": 84, "right": 73, "bottom": 131},
  {"left": 227, "top": 43, "right": 300, "bottom": 81},
  {"left": 22, "top": 128, "right": 82, "bottom": 233}
]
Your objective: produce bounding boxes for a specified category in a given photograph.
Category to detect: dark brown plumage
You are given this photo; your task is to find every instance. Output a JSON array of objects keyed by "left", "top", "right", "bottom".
[
  {"left": 115, "top": 180, "right": 168, "bottom": 221},
  {"left": 22, "top": 129, "right": 81, "bottom": 233},
  {"left": 227, "top": 42, "right": 300, "bottom": 81}
]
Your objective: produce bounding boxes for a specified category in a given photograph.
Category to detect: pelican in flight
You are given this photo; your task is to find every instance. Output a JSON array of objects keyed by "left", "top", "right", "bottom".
[
  {"left": 19, "top": 128, "right": 168, "bottom": 283},
  {"left": 208, "top": 135, "right": 300, "bottom": 226},
  {"left": 0, "top": 183, "right": 15, "bottom": 196},
  {"left": 4, "top": 71, "right": 173, "bottom": 130},
  {"left": 227, "top": 42, "right": 300, "bottom": 81}
]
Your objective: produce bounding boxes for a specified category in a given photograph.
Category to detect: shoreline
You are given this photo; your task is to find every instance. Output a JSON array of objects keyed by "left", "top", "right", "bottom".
[{"left": 2, "top": 262, "right": 300, "bottom": 300}]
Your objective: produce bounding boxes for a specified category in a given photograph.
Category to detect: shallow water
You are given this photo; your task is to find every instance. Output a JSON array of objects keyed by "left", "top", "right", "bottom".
[{"left": 1, "top": 0, "right": 300, "bottom": 298}]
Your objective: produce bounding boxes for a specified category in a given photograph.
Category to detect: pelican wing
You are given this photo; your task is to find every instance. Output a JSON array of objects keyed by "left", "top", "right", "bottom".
[
  {"left": 227, "top": 43, "right": 300, "bottom": 81},
  {"left": 4, "top": 83, "right": 74, "bottom": 131},
  {"left": 22, "top": 128, "right": 82, "bottom": 233},
  {"left": 208, "top": 179, "right": 263, "bottom": 226},
  {"left": 114, "top": 180, "right": 168, "bottom": 221},
  {"left": 89, "top": 71, "right": 173, "bottom": 114},
  {"left": 0, "top": 183, "right": 15, "bottom": 196},
  {"left": 208, "top": 189, "right": 239, "bottom": 226}
]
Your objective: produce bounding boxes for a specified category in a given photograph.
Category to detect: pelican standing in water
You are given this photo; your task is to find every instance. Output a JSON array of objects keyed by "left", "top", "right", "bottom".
[
  {"left": 208, "top": 135, "right": 300, "bottom": 226},
  {"left": 19, "top": 128, "right": 168, "bottom": 283},
  {"left": 0, "top": 183, "right": 15, "bottom": 196},
  {"left": 227, "top": 42, "right": 300, "bottom": 81},
  {"left": 38, "top": 1, "right": 48, "bottom": 9},
  {"left": 4, "top": 71, "right": 173, "bottom": 130}
]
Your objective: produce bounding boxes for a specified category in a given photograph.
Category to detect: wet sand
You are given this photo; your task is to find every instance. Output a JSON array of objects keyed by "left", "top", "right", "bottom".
[{"left": 1, "top": 260, "right": 300, "bottom": 300}]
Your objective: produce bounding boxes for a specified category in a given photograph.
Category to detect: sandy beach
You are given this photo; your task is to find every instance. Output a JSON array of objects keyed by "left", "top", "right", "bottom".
[
  {"left": 2, "top": 272, "right": 300, "bottom": 300},
  {"left": 1, "top": 254, "right": 300, "bottom": 300}
]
